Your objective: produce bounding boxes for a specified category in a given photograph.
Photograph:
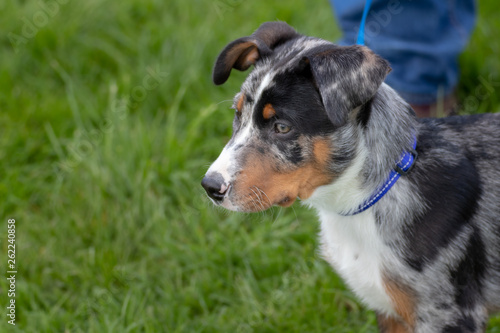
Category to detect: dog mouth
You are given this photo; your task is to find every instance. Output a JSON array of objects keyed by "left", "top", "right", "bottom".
[
  {"left": 203, "top": 138, "right": 334, "bottom": 212},
  {"left": 202, "top": 174, "right": 282, "bottom": 212},
  {"left": 230, "top": 186, "right": 297, "bottom": 212},
  {"left": 277, "top": 195, "right": 296, "bottom": 207}
]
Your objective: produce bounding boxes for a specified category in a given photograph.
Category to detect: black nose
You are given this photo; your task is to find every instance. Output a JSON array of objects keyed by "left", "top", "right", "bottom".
[{"left": 201, "top": 173, "right": 227, "bottom": 202}]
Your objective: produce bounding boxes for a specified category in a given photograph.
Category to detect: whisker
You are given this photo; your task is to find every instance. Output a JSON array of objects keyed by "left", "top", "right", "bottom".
[
  {"left": 249, "top": 187, "right": 264, "bottom": 212},
  {"left": 216, "top": 99, "right": 234, "bottom": 106},
  {"left": 272, "top": 207, "right": 283, "bottom": 225},
  {"left": 256, "top": 186, "right": 272, "bottom": 208},
  {"left": 253, "top": 186, "right": 267, "bottom": 212}
]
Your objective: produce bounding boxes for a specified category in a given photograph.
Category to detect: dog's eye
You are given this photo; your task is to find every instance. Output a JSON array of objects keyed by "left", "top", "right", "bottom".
[
  {"left": 274, "top": 123, "right": 291, "bottom": 134},
  {"left": 234, "top": 108, "right": 242, "bottom": 119}
]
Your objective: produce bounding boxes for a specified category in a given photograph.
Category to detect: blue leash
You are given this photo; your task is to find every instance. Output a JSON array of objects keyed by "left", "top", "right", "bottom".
[{"left": 356, "top": 0, "right": 372, "bottom": 46}]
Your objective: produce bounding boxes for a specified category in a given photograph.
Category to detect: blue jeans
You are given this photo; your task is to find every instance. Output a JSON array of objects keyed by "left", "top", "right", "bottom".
[{"left": 330, "top": 0, "right": 476, "bottom": 105}]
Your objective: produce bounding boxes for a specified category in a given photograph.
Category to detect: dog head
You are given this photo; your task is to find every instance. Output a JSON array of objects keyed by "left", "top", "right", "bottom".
[{"left": 202, "top": 22, "right": 391, "bottom": 212}]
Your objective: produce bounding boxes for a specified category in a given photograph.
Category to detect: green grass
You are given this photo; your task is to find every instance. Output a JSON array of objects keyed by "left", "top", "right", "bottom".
[{"left": 0, "top": 0, "right": 499, "bottom": 332}]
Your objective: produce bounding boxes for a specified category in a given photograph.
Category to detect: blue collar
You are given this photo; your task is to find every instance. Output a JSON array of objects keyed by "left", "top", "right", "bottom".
[{"left": 342, "top": 139, "right": 418, "bottom": 216}]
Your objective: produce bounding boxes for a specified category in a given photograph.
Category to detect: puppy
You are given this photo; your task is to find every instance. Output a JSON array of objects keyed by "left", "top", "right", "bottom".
[{"left": 201, "top": 22, "right": 500, "bottom": 332}]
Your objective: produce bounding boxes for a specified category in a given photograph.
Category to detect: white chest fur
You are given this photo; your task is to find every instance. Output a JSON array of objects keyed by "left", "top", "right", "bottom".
[{"left": 318, "top": 209, "right": 396, "bottom": 315}]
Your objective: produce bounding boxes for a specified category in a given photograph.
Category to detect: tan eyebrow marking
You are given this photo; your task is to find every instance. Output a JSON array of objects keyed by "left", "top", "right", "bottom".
[
  {"left": 263, "top": 103, "right": 276, "bottom": 120},
  {"left": 236, "top": 94, "right": 245, "bottom": 112}
]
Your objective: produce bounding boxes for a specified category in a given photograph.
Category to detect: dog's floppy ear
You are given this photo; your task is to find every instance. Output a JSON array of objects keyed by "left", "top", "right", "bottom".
[
  {"left": 213, "top": 22, "right": 300, "bottom": 85},
  {"left": 305, "top": 45, "right": 391, "bottom": 127}
]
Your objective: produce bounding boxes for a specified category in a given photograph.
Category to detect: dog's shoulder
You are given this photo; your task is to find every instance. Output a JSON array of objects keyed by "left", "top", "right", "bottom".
[
  {"left": 417, "top": 113, "right": 500, "bottom": 158},
  {"left": 418, "top": 113, "right": 500, "bottom": 137}
]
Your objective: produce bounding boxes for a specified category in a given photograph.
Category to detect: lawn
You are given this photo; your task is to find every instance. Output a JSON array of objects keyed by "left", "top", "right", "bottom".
[{"left": 1, "top": 0, "right": 499, "bottom": 332}]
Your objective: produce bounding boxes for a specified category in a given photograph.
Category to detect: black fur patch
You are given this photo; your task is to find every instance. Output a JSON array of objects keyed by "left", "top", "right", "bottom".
[
  {"left": 442, "top": 316, "right": 476, "bottom": 332},
  {"left": 450, "top": 227, "right": 486, "bottom": 308},
  {"left": 248, "top": 67, "right": 335, "bottom": 165},
  {"left": 284, "top": 143, "right": 303, "bottom": 164},
  {"left": 356, "top": 98, "right": 373, "bottom": 128},
  {"left": 402, "top": 131, "right": 483, "bottom": 272},
  {"left": 253, "top": 69, "right": 334, "bottom": 136}
]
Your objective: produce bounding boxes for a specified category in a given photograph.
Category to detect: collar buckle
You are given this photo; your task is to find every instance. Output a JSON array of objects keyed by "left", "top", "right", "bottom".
[{"left": 395, "top": 147, "right": 418, "bottom": 176}]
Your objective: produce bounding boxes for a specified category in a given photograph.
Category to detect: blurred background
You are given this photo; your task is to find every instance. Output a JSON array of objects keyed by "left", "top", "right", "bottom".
[{"left": 1, "top": 0, "right": 499, "bottom": 332}]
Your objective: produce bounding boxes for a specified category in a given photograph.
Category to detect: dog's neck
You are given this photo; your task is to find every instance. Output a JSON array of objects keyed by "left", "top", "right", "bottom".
[
  {"left": 304, "top": 83, "right": 418, "bottom": 215},
  {"left": 361, "top": 83, "right": 418, "bottom": 186}
]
